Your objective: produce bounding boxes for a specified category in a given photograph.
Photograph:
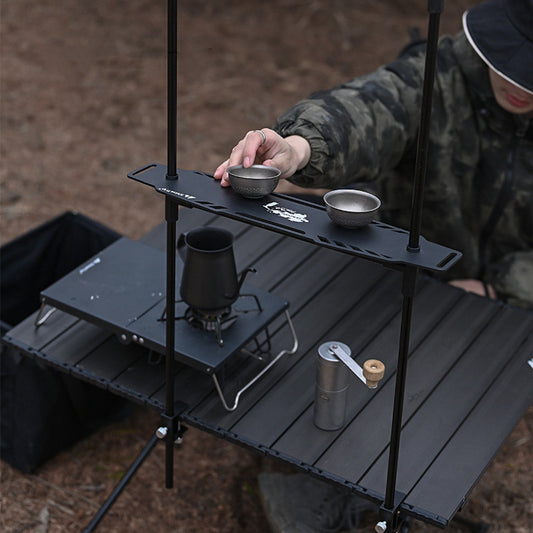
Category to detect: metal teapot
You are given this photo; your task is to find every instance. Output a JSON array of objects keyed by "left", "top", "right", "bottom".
[{"left": 177, "top": 226, "right": 254, "bottom": 311}]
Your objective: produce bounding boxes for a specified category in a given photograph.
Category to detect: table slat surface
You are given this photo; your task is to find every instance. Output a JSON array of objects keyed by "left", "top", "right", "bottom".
[{"left": 3, "top": 207, "right": 532, "bottom": 528}]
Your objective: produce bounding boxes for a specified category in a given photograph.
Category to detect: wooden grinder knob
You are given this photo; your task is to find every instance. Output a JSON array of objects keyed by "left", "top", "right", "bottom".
[{"left": 363, "top": 359, "right": 385, "bottom": 389}]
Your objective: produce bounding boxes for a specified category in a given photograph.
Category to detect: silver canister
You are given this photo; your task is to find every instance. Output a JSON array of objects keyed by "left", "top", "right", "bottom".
[{"left": 313, "top": 341, "right": 351, "bottom": 430}]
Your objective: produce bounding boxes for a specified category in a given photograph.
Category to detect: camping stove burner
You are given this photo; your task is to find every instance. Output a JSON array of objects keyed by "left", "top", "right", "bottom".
[
  {"left": 158, "top": 293, "right": 263, "bottom": 347},
  {"left": 184, "top": 306, "right": 238, "bottom": 346}
]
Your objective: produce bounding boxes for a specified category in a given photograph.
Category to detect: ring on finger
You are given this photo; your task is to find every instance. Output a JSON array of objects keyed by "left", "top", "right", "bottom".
[{"left": 253, "top": 129, "right": 267, "bottom": 146}]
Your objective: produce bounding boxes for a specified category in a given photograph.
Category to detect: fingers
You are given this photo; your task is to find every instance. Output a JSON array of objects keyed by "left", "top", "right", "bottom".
[
  {"left": 214, "top": 158, "right": 232, "bottom": 186},
  {"left": 448, "top": 279, "right": 497, "bottom": 299},
  {"left": 233, "top": 130, "right": 266, "bottom": 169},
  {"left": 214, "top": 129, "right": 268, "bottom": 186},
  {"left": 242, "top": 130, "right": 267, "bottom": 167}
]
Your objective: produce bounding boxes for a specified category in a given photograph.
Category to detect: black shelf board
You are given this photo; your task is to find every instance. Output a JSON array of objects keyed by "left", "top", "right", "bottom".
[
  {"left": 40, "top": 238, "right": 289, "bottom": 374},
  {"left": 128, "top": 163, "right": 462, "bottom": 273}
]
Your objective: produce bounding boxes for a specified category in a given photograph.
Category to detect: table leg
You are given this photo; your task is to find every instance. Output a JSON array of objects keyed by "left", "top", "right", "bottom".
[{"left": 82, "top": 433, "right": 159, "bottom": 533}]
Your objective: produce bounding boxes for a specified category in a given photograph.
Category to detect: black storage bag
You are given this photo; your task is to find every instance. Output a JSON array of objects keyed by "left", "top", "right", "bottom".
[{"left": 1, "top": 212, "right": 132, "bottom": 472}]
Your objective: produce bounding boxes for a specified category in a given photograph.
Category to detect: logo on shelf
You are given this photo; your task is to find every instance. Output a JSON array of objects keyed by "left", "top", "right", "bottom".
[
  {"left": 79, "top": 257, "right": 101, "bottom": 275},
  {"left": 159, "top": 187, "right": 196, "bottom": 201},
  {"left": 263, "top": 202, "right": 309, "bottom": 223}
]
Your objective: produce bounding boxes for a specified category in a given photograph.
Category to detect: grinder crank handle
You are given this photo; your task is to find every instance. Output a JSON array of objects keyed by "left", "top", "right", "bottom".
[
  {"left": 329, "top": 344, "right": 385, "bottom": 389},
  {"left": 363, "top": 359, "right": 386, "bottom": 389}
]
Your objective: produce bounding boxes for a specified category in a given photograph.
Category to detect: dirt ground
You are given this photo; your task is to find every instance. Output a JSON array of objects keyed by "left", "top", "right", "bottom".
[{"left": 1, "top": 0, "right": 532, "bottom": 532}]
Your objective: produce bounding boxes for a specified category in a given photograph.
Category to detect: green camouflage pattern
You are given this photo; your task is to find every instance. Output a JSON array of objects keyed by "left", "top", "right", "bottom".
[{"left": 274, "top": 32, "right": 533, "bottom": 309}]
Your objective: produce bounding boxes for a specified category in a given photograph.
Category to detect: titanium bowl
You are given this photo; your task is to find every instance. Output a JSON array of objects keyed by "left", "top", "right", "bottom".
[
  {"left": 324, "top": 189, "right": 381, "bottom": 228},
  {"left": 227, "top": 164, "right": 281, "bottom": 199}
]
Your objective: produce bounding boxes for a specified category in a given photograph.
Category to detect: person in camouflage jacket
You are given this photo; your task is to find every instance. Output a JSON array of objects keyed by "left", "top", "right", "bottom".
[{"left": 215, "top": 3, "right": 533, "bottom": 310}]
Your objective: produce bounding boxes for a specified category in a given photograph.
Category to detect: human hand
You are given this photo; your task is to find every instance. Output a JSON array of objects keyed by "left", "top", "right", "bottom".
[
  {"left": 448, "top": 279, "right": 497, "bottom": 299},
  {"left": 213, "top": 128, "right": 311, "bottom": 187}
]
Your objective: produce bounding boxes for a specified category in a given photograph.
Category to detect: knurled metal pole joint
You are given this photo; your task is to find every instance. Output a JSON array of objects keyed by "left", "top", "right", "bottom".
[
  {"left": 375, "top": 520, "right": 388, "bottom": 533},
  {"left": 158, "top": 411, "right": 189, "bottom": 489},
  {"left": 157, "top": 416, "right": 188, "bottom": 446}
]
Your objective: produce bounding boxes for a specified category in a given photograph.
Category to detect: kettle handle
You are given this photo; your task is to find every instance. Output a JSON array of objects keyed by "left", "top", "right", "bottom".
[
  {"left": 177, "top": 233, "right": 187, "bottom": 261},
  {"left": 237, "top": 267, "right": 256, "bottom": 293}
]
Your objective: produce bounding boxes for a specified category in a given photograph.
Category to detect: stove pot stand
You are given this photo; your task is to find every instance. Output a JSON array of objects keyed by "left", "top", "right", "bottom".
[{"left": 178, "top": 226, "right": 253, "bottom": 311}]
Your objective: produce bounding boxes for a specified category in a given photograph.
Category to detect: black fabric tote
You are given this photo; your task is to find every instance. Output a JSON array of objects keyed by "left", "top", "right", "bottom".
[{"left": 1, "top": 212, "right": 132, "bottom": 472}]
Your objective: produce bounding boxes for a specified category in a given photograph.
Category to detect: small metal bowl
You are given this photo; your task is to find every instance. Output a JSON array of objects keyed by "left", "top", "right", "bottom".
[
  {"left": 324, "top": 189, "right": 381, "bottom": 228},
  {"left": 227, "top": 164, "right": 281, "bottom": 199}
]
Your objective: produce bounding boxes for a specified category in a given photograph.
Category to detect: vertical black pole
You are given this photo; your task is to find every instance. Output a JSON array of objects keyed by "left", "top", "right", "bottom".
[
  {"left": 408, "top": 1, "right": 443, "bottom": 251},
  {"left": 164, "top": 198, "right": 178, "bottom": 489},
  {"left": 382, "top": 0, "right": 443, "bottom": 524},
  {"left": 384, "top": 267, "right": 417, "bottom": 512},
  {"left": 164, "top": 0, "right": 179, "bottom": 490},
  {"left": 167, "top": 0, "right": 178, "bottom": 180}
]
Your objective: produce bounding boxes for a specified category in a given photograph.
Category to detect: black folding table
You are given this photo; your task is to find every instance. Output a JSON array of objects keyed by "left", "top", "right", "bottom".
[
  {"left": 4, "top": 204, "right": 533, "bottom": 531},
  {"left": 3, "top": 1, "right": 532, "bottom": 529}
]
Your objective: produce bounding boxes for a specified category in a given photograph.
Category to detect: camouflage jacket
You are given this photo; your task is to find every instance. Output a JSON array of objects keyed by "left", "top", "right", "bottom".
[{"left": 274, "top": 32, "right": 533, "bottom": 310}]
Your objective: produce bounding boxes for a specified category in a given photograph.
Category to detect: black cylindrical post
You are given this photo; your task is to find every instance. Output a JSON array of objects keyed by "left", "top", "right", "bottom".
[
  {"left": 382, "top": 0, "right": 444, "bottom": 520},
  {"left": 384, "top": 267, "right": 417, "bottom": 511},
  {"left": 408, "top": 0, "right": 443, "bottom": 251},
  {"left": 164, "top": 197, "right": 178, "bottom": 489},
  {"left": 164, "top": 0, "right": 179, "bottom": 488},
  {"left": 167, "top": 0, "right": 178, "bottom": 179}
]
